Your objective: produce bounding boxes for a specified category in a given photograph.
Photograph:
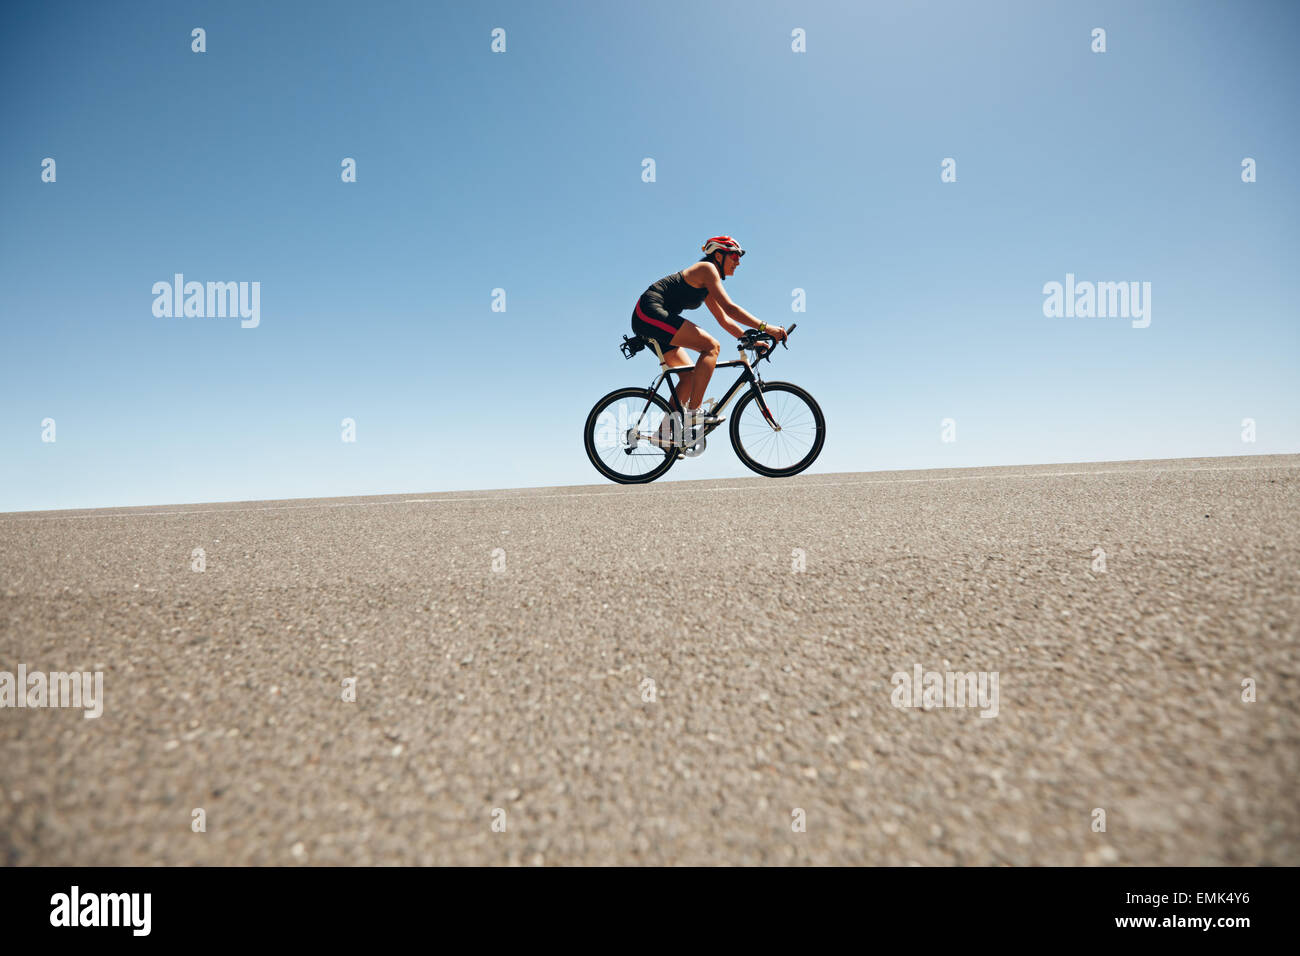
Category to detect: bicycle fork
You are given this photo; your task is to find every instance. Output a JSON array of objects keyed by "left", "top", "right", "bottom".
[
  {"left": 742, "top": 377, "right": 781, "bottom": 431},
  {"left": 752, "top": 389, "right": 780, "bottom": 430}
]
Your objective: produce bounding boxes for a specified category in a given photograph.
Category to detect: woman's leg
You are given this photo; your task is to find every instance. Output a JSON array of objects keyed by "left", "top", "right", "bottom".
[
  {"left": 668, "top": 321, "right": 720, "bottom": 409},
  {"left": 660, "top": 346, "right": 694, "bottom": 408}
]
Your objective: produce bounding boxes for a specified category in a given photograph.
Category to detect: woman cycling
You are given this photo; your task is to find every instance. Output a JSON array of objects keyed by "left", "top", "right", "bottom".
[{"left": 630, "top": 236, "right": 786, "bottom": 438}]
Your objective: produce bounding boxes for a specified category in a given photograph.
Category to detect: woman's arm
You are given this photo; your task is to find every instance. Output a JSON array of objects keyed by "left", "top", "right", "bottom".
[
  {"left": 703, "top": 294, "right": 745, "bottom": 337},
  {"left": 692, "top": 262, "right": 785, "bottom": 340},
  {"left": 691, "top": 262, "right": 757, "bottom": 330}
]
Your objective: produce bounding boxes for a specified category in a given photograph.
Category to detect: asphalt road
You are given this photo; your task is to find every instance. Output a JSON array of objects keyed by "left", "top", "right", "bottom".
[{"left": 2, "top": 455, "right": 1297, "bottom": 865}]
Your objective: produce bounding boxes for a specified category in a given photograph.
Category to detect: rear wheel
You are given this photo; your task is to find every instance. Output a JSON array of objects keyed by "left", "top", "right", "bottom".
[
  {"left": 583, "top": 387, "right": 678, "bottom": 484},
  {"left": 729, "top": 381, "right": 825, "bottom": 477}
]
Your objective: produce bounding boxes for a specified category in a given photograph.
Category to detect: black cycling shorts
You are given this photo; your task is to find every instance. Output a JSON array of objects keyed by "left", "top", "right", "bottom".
[{"left": 631, "top": 298, "right": 685, "bottom": 351}]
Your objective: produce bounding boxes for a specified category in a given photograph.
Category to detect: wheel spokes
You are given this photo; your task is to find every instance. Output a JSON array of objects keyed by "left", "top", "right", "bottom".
[
  {"left": 589, "top": 396, "right": 673, "bottom": 478},
  {"left": 735, "top": 388, "right": 819, "bottom": 471}
]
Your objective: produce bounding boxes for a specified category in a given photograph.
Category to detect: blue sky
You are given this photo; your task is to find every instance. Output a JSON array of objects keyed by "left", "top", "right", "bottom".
[{"left": 2, "top": 0, "right": 1297, "bottom": 511}]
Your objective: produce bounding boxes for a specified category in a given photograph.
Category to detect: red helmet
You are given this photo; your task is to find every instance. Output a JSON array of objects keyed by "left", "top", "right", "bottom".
[{"left": 702, "top": 236, "right": 745, "bottom": 257}]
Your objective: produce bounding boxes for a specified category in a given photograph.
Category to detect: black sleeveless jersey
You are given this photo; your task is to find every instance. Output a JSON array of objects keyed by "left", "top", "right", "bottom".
[{"left": 640, "top": 257, "right": 719, "bottom": 315}]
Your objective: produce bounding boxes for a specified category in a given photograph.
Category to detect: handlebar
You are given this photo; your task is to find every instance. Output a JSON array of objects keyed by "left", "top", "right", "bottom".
[{"left": 737, "top": 322, "right": 797, "bottom": 362}]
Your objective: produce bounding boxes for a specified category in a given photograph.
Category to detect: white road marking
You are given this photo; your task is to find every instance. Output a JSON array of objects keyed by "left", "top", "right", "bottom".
[{"left": 2, "top": 461, "right": 1295, "bottom": 523}]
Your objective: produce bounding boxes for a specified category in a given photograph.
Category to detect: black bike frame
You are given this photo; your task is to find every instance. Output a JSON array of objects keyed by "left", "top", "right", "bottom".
[{"left": 637, "top": 355, "right": 777, "bottom": 438}]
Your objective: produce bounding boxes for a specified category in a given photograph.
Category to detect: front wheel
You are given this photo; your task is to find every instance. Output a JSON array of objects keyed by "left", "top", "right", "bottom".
[
  {"left": 729, "top": 381, "right": 826, "bottom": 477},
  {"left": 583, "top": 387, "right": 678, "bottom": 484}
]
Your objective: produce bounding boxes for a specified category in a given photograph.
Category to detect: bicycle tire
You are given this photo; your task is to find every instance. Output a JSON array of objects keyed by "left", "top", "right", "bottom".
[
  {"left": 728, "top": 381, "right": 826, "bottom": 477},
  {"left": 583, "top": 387, "right": 678, "bottom": 484}
]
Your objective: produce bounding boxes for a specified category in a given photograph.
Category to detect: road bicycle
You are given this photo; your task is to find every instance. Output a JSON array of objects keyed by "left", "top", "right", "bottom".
[{"left": 583, "top": 323, "right": 826, "bottom": 484}]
